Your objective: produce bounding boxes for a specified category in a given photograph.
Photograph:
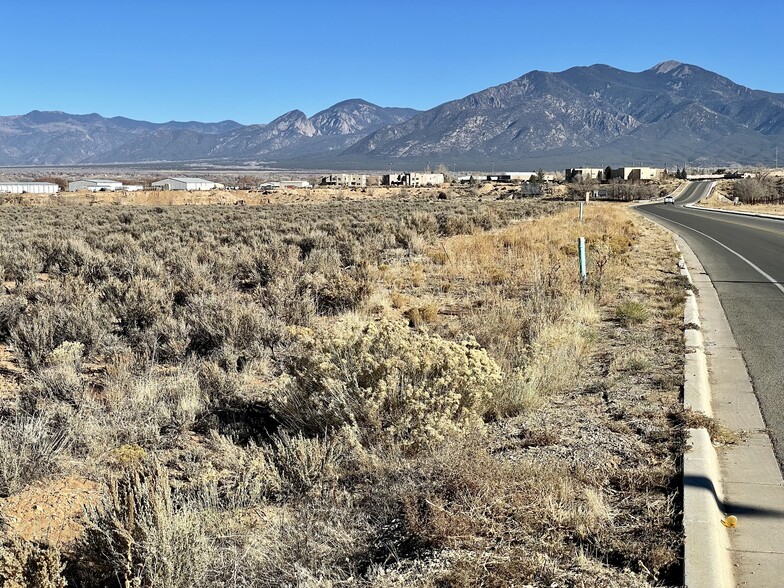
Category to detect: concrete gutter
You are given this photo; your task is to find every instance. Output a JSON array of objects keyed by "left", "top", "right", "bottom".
[{"left": 676, "top": 242, "right": 735, "bottom": 588}]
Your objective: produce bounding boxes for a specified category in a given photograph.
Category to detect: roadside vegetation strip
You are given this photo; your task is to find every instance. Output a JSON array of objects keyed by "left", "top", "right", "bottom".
[
  {"left": 0, "top": 197, "right": 686, "bottom": 586},
  {"left": 693, "top": 175, "right": 784, "bottom": 217}
]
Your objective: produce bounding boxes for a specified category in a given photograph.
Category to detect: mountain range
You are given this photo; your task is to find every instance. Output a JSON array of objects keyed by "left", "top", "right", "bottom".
[{"left": 1, "top": 61, "right": 782, "bottom": 169}]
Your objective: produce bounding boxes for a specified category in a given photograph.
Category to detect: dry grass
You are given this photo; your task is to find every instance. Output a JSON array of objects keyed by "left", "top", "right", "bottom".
[
  {"left": 0, "top": 194, "right": 687, "bottom": 586},
  {"left": 677, "top": 408, "right": 744, "bottom": 446},
  {"left": 697, "top": 178, "right": 784, "bottom": 216}
]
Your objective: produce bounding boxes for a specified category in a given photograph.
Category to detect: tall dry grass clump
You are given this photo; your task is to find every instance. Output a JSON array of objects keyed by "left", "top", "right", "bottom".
[{"left": 430, "top": 206, "right": 631, "bottom": 417}]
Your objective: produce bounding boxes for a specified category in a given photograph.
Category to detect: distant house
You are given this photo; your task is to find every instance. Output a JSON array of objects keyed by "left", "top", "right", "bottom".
[
  {"left": 151, "top": 177, "right": 216, "bottom": 191},
  {"left": 321, "top": 174, "right": 367, "bottom": 188},
  {"left": 0, "top": 182, "right": 59, "bottom": 194},
  {"left": 381, "top": 173, "right": 444, "bottom": 187}
]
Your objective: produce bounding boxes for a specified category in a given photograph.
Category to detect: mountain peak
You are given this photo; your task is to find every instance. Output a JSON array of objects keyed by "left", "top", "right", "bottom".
[{"left": 651, "top": 60, "right": 684, "bottom": 74}]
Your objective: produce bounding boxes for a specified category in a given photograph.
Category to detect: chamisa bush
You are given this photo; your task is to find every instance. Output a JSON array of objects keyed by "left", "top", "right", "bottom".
[{"left": 273, "top": 319, "right": 502, "bottom": 450}]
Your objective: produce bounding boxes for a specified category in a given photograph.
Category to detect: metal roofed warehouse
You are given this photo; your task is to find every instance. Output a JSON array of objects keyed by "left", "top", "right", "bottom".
[
  {"left": 0, "top": 182, "right": 60, "bottom": 194},
  {"left": 68, "top": 179, "right": 123, "bottom": 192},
  {"left": 151, "top": 177, "right": 216, "bottom": 191}
]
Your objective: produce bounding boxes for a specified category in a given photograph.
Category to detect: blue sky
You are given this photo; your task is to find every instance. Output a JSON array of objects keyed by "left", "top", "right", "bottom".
[{"left": 2, "top": 0, "right": 781, "bottom": 124}]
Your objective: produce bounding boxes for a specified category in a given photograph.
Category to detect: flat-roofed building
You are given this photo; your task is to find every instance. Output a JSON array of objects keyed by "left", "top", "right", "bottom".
[
  {"left": 0, "top": 182, "right": 59, "bottom": 194},
  {"left": 382, "top": 173, "right": 444, "bottom": 186},
  {"left": 321, "top": 174, "right": 367, "bottom": 188},
  {"left": 151, "top": 177, "right": 216, "bottom": 191},
  {"left": 407, "top": 173, "right": 444, "bottom": 187},
  {"left": 498, "top": 172, "right": 537, "bottom": 182},
  {"left": 565, "top": 168, "right": 605, "bottom": 182},
  {"left": 609, "top": 167, "right": 664, "bottom": 181}
]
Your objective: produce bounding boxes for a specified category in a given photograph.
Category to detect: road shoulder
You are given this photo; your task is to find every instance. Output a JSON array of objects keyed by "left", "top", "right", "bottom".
[{"left": 676, "top": 233, "right": 784, "bottom": 587}]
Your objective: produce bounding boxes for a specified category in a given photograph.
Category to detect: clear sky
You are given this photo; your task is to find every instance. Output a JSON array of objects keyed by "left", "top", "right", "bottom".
[{"left": 2, "top": 0, "right": 781, "bottom": 124}]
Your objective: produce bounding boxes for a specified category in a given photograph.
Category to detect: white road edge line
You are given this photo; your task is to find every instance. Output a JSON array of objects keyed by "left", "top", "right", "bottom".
[{"left": 645, "top": 210, "right": 784, "bottom": 297}]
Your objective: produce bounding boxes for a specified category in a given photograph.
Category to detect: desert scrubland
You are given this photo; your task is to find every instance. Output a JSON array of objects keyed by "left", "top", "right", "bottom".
[{"left": 0, "top": 190, "right": 691, "bottom": 586}]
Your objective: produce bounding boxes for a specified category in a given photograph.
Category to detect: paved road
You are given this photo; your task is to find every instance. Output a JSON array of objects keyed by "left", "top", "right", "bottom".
[{"left": 638, "top": 183, "right": 784, "bottom": 468}]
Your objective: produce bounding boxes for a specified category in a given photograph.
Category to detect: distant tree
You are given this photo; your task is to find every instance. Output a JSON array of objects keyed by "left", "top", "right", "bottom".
[
  {"left": 237, "top": 175, "right": 257, "bottom": 189},
  {"left": 536, "top": 168, "right": 545, "bottom": 182},
  {"left": 38, "top": 176, "right": 67, "bottom": 191},
  {"left": 567, "top": 173, "right": 596, "bottom": 200},
  {"left": 435, "top": 164, "right": 451, "bottom": 181},
  {"left": 733, "top": 178, "right": 768, "bottom": 203}
]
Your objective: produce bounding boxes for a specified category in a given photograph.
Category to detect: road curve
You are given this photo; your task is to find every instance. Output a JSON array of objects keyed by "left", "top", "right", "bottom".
[{"left": 638, "top": 183, "right": 784, "bottom": 468}]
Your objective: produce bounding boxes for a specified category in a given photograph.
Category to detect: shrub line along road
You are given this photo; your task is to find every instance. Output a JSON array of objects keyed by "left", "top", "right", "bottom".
[
  {"left": 638, "top": 183, "right": 784, "bottom": 585},
  {"left": 639, "top": 183, "right": 784, "bottom": 467}
]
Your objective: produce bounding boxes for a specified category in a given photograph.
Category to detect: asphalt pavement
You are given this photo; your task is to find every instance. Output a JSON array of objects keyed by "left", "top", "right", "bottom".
[
  {"left": 638, "top": 184, "right": 784, "bottom": 468},
  {"left": 638, "top": 185, "right": 784, "bottom": 585}
]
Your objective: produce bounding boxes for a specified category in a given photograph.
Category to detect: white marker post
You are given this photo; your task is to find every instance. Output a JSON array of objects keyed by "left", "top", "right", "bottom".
[
  {"left": 578, "top": 237, "right": 587, "bottom": 285},
  {"left": 579, "top": 202, "right": 584, "bottom": 222}
]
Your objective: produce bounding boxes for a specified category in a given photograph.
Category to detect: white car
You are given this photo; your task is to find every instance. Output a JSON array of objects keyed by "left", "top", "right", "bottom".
[{"left": 664, "top": 196, "right": 675, "bottom": 204}]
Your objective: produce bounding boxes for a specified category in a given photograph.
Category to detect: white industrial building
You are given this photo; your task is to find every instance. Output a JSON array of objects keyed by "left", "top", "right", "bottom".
[
  {"left": 280, "top": 180, "right": 312, "bottom": 188},
  {"left": 68, "top": 178, "right": 144, "bottom": 192},
  {"left": 151, "top": 177, "right": 216, "bottom": 191},
  {"left": 0, "top": 182, "right": 59, "bottom": 194},
  {"left": 68, "top": 179, "right": 123, "bottom": 192}
]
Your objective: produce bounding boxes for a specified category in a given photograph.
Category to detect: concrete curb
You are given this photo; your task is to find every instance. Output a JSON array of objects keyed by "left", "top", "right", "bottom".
[
  {"left": 684, "top": 427, "right": 733, "bottom": 588},
  {"left": 687, "top": 202, "right": 784, "bottom": 222},
  {"left": 675, "top": 237, "right": 735, "bottom": 586}
]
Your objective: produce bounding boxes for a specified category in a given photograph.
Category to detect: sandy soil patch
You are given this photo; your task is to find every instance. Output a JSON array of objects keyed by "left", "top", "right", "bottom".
[{"left": 0, "top": 476, "right": 101, "bottom": 548}]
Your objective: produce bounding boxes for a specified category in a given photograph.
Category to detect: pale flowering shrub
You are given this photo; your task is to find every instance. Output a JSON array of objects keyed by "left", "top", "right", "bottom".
[{"left": 274, "top": 319, "right": 501, "bottom": 449}]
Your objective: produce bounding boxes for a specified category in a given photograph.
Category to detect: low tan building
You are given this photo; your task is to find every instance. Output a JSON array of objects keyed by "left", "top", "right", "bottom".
[{"left": 610, "top": 167, "right": 664, "bottom": 181}]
